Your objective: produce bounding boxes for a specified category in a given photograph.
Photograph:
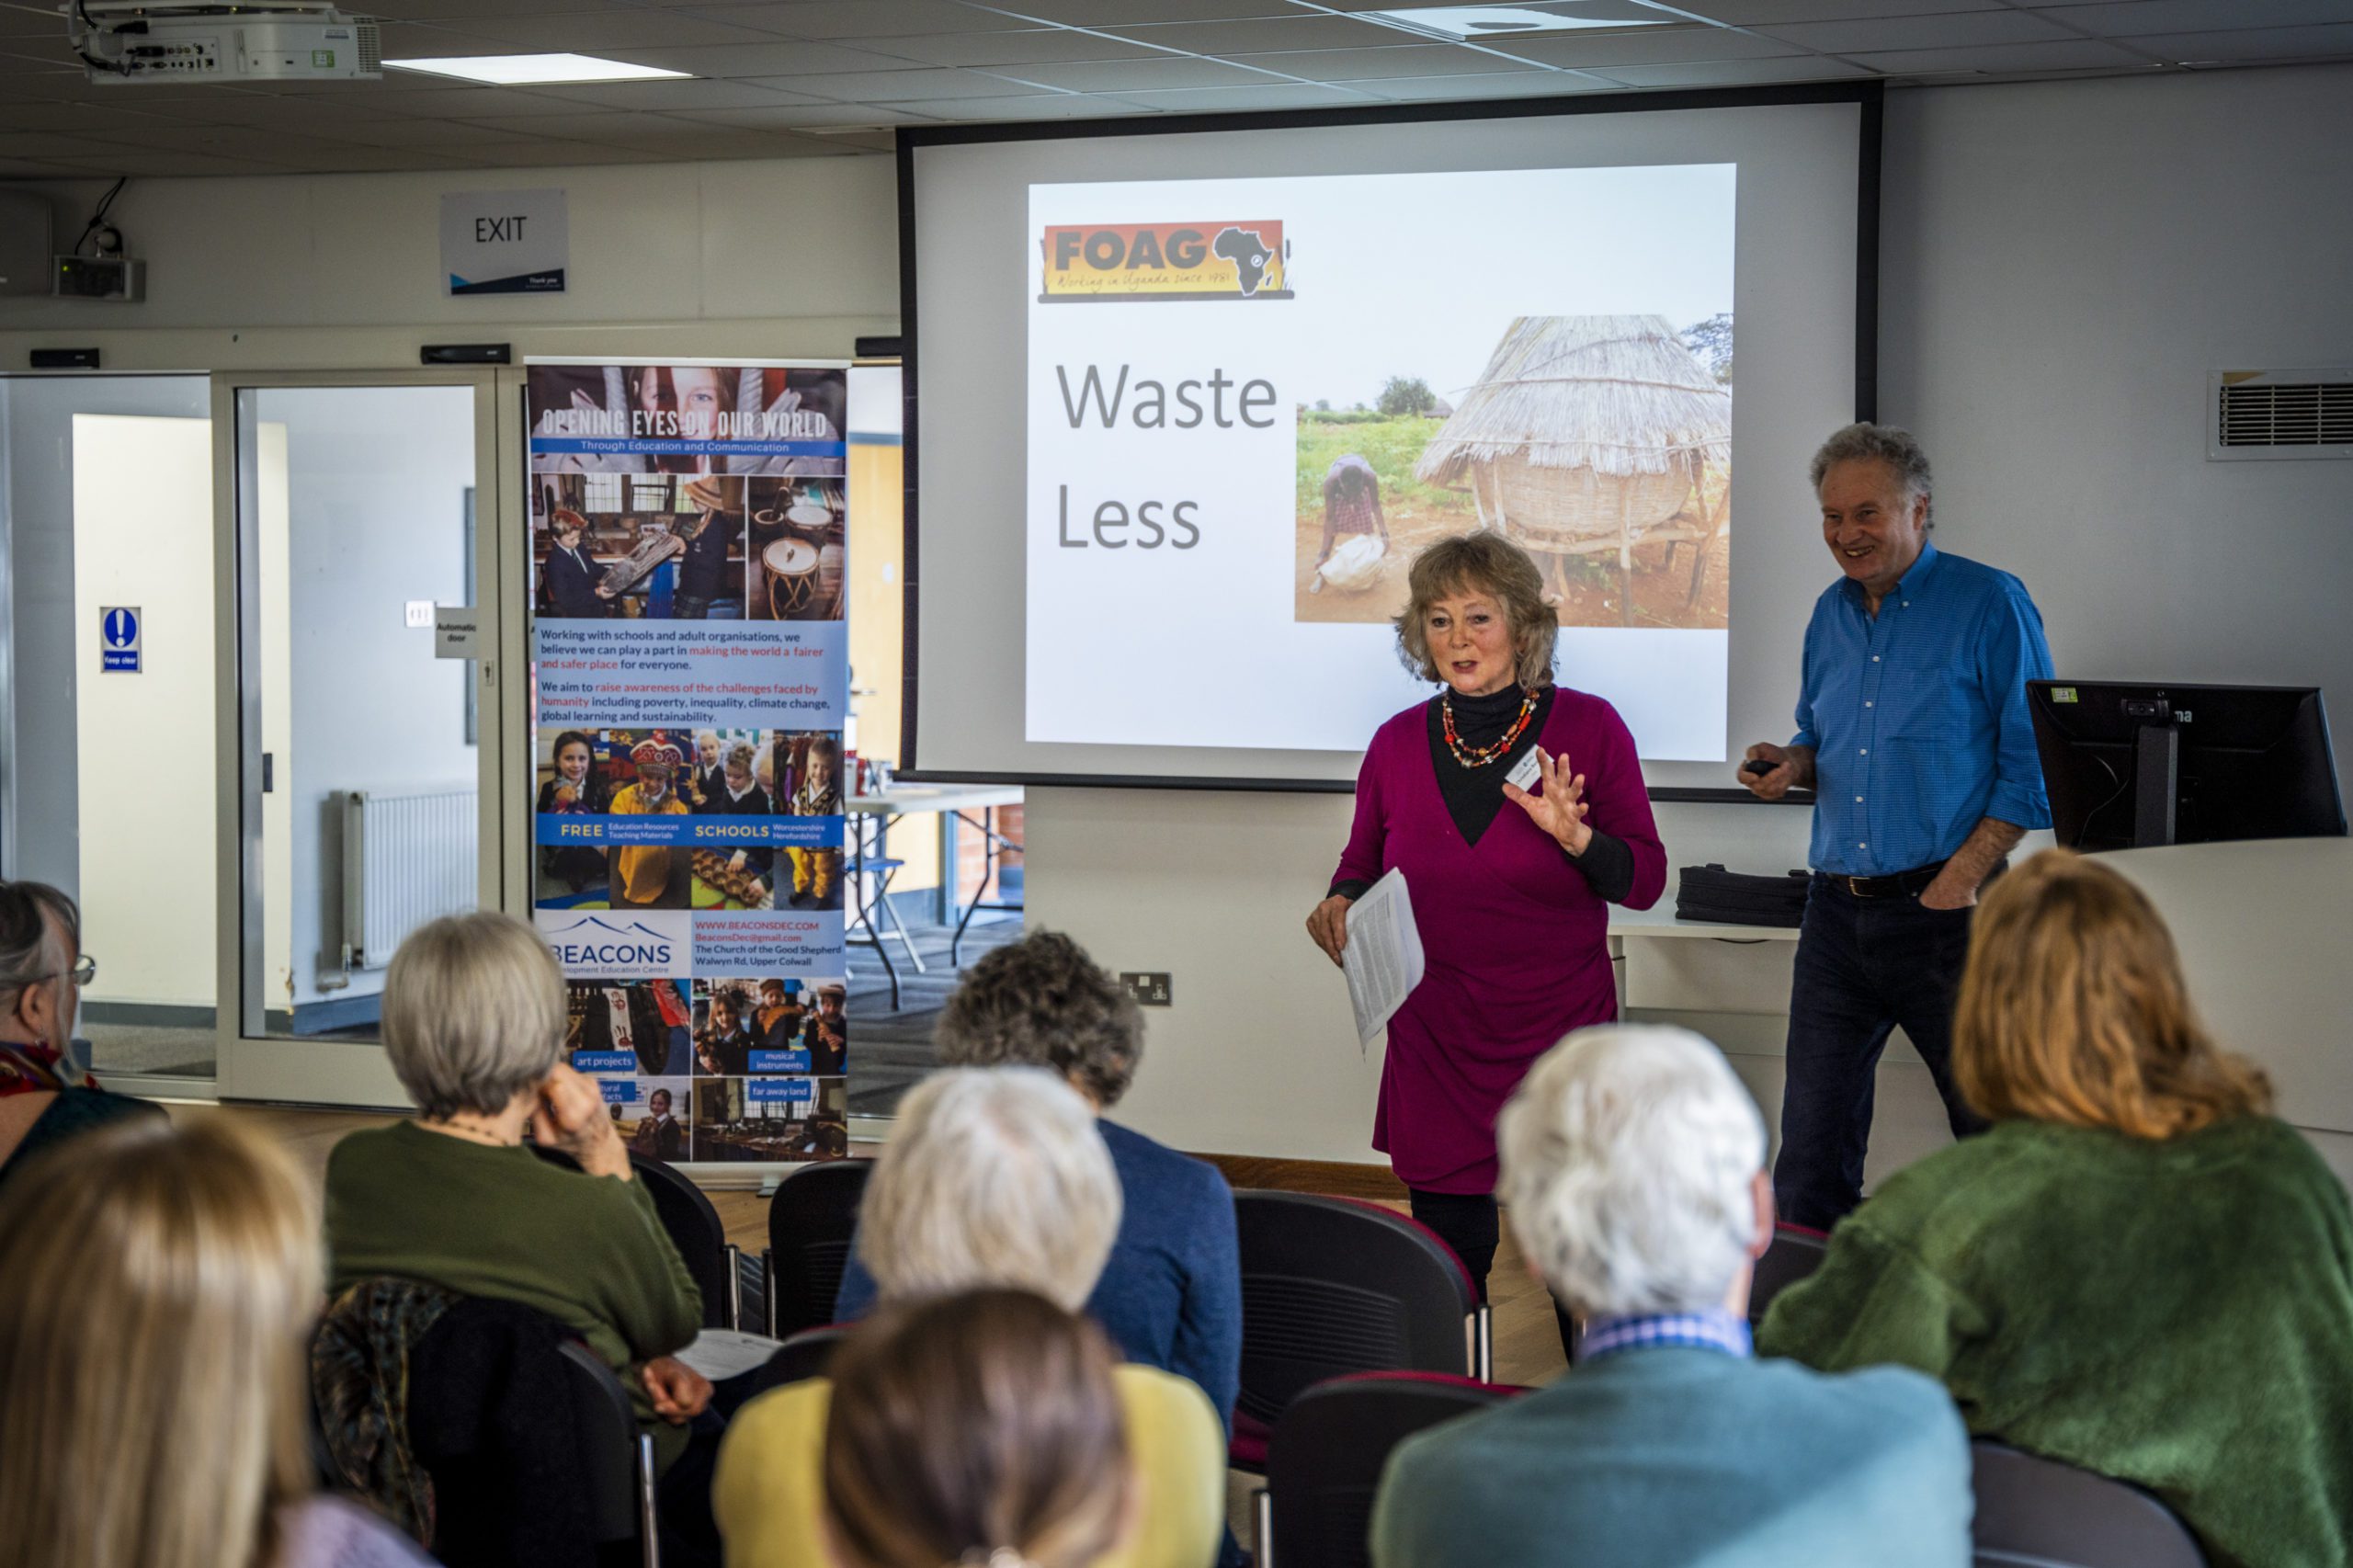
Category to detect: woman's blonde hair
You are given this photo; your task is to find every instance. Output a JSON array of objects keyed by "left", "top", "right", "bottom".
[
  {"left": 0, "top": 1116, "right": 322, "bottom": 1568},
  {"left": 823, "top": 1290, "right": 1131, "bottom": 1568},
  {"left": 1955, "top": 850, "right": 2270, "bottom": 1140},
  {"left": 1393, "top": 532, "right": 1557, "bottom": 690},
  {"left": 383, "top": 910, "right": 567, "bottom": 1120}
]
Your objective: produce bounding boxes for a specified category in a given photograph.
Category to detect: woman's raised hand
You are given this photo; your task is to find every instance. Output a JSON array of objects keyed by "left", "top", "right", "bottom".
[
  {"left": 1504, "top": 747, "right": 1594, "bottom": 858},
  {"left": 1306, "top": 894, "right": 1353, "bottom": 969},
  {"left": 533, "top": 1062, "right": 632, "bottom": 1181}
]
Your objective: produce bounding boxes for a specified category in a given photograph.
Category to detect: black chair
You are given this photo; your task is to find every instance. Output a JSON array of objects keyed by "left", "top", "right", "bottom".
[
  {"left": 529, "top": 1144, "right": 741, "bottom": 1329},
  {"left": 1748, "top": 1222, "right": 1830, "bottom": 1325},
  {"left": 1231, "top": 1191, "right": 1486, "bottom": 1473},
  {"left": 763, "top": 1157, "right": 874, "bottom": 1337},
  {"left": 553, "top": 1341, "right": 662, "bottom": 1568},
  {"left": 1255, "top": 1371, "right": 1523, "bottom": 1568},
  {"left": 762, "top": 1323, "right": 854, "bottom": 1386},
  {"left": 1971, "top": 1441, "right": 2207, "bottom": 1568}
]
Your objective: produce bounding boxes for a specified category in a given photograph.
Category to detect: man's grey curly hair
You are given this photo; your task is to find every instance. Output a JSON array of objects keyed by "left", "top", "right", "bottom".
[{"left": 1810, "top": 422, "right": 1934, "bottom": 530}]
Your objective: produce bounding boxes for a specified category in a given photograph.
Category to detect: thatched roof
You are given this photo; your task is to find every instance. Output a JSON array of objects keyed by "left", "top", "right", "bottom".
[{"left": 1415, "top": 315, "right": 1731, "bottom": 486}]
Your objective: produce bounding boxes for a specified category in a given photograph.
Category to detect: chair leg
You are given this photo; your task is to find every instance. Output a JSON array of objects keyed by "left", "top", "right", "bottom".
[
  {"left": 1253, "top": 1487, "right": 1273, "bottom": 1568},
  {"left": 877, "top": 884, "right": 928, "bottom": 974},
  {"left": 723, "top": 1244, "right": 743, "bottom": 1333},
  {"left": 636, "top": 1433, "right": 662, "bottom": 1568},
  {"left": 1472, "top": 1304, "right": 1494, "bottom": 1383},
  {"left": 763, "top": 1248, "right": 778, "bottom": 1339}
]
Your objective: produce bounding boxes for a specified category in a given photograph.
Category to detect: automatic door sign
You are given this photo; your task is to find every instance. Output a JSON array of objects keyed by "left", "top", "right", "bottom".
[{"left": 99, "top": 607, "right": 141, "bottom": 673}]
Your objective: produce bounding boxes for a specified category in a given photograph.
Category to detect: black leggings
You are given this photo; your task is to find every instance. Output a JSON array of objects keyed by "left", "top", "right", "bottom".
[{"left": 1407, "top": 1187, "right": 1578, "bottom": 1368}]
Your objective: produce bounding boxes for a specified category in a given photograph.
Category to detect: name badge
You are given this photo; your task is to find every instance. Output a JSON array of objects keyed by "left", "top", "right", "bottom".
[{"left": 1506, "top": 748, "right": 1543, "bottom": 793}]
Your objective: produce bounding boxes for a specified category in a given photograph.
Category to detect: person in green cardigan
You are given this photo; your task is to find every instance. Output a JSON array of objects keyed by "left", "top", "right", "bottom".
[
  {"left": 1372, "top": 1025, "right": 1972, "bottom": 1568},
  {"left": 324, "top": 912, "right": 707, "bottom": 1475},
  {"left": 1761, "top": 849, "right": 2353, "bottom": 1568}
]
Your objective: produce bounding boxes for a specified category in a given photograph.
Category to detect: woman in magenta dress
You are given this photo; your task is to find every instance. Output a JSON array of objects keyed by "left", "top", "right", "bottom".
[{"left": 1306, "top": 533, "right": 1666, "bottom": 1339}]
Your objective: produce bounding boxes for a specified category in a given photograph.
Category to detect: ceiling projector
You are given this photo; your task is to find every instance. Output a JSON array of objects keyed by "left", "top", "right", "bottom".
[{"left": 72, "top": 1, "right": 381, "bottom": 84}]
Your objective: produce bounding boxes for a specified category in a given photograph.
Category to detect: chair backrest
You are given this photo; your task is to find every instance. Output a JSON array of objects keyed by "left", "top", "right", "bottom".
[
  {"left": 1971, "top": 1442, "right": 2207, "bottom": 1568},
  {"left": 1748, "top": 1223, "right": 1829, "bottom": 1325},
  {"left": 1233, "top": 1191, "right": 1478, "bottom": 1429},
  {"left": 553, "top": 1341, "right": 649, "bottom": 1550},
  {"left": 1266, "top": 1372, "right": 1522, "bottom": 1568},
  {"left": 629, "top": 1151, "right": 736, "bottom": 1329},
  {"left": 529, "top": 1142, "right": 733, "bottom": 1329},
  {"left": 766, "top": 1158, "right": 874, "bottom": 1337},
  {"left": 764, "top": 1324, "right": 853, "bottom": 1387}
]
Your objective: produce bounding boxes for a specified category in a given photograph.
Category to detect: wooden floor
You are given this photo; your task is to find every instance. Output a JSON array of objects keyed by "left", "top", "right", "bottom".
[{"left": 191, "top": 1102, "right": 1569, "bottom": 1389}]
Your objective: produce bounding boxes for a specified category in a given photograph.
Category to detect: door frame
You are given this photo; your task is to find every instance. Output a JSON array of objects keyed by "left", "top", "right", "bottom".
[{"left": 210, "top": 367, "right": 528, "bottom": 1107}]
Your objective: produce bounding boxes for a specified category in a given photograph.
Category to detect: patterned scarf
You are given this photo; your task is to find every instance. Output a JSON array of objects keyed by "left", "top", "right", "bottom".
[{"left": 0, "top": 1039, "right": 96, "bottom": 1096}]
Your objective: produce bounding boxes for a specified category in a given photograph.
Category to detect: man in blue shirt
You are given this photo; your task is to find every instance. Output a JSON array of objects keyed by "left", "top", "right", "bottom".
[
  {"left": 1741, "top": 423, "right": 2053, "bottom": 1229},
  {"left": 1371, "top": 1025, "right": 1971, "bottom": 1568}
]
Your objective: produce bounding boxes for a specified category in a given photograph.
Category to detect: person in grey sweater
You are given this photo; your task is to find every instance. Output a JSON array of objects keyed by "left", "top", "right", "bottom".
[{"left": 1372, "top": 1025, "right": 1972, "bottom": 1568}]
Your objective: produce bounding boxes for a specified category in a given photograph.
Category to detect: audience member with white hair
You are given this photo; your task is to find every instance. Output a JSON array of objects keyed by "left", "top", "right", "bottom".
[
  {"left": 1371, "top": 1026, "right": 1971, "bottom": 1568},
  {"left": 714, "top": 1067, "right": 1224, "bottom": 1568}
]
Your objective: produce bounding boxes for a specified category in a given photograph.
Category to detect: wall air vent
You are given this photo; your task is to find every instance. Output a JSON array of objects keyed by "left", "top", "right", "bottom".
[{"left": 2210, "top": 369, "right": 2353, "bottom": 461}]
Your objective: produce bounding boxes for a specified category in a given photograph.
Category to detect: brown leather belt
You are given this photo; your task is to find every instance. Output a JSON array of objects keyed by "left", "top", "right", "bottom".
[{"left": 1824, "top": 859, "right": 1949, "bottom": 899}]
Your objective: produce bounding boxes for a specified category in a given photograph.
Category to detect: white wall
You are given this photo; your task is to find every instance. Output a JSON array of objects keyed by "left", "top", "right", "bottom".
[
  {"left": 0, "top": 155, "right": 899, "bottom": 367},
  {"left": 71, "top": 414, "right": 215, "bottom": 1006},
  {"left": 260, "top": 384, "right": 475, "bottom": 1006},
  {"left": 1037, "top": 62, "right": 2353, "bottom": 1173}
]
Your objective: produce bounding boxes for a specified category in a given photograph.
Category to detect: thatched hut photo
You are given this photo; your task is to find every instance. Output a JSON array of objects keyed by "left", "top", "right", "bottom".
[{"left": 1290, "top": 314, "right": 1732, "bottom": 630}]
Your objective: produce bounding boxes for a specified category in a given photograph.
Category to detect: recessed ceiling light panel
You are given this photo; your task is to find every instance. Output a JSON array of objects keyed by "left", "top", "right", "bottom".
[
  {"left": 384, "top": 52, "right": 690, "bottom": 85},
  {"left": 1361, "top": 7, "right": 1666, "bottom": 43}
]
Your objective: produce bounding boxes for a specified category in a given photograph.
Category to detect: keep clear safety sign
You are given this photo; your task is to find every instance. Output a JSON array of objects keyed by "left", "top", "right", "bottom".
[{"left": 99, "top": 606, "right": 141, "bottom": 673}]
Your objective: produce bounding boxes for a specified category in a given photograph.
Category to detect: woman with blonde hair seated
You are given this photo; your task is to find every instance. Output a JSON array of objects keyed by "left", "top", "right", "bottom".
[
  {"left": 1761, "top": 849, "right": 2353, "bottom": 1568},
  {"left": 0, "top": 1116, "right": 430, "bottom": 1568},
  {"left": 715, "top": 1068, "right": 1223, "bottom": 1568},
  {"left": 823, "top": 1290, "right": 1133, "bottom": 1568}
]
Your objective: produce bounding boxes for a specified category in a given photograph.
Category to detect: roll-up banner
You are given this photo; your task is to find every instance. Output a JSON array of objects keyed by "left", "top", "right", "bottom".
[{"left": 526, "top": 359, "right": 852, "bottom": 1165}]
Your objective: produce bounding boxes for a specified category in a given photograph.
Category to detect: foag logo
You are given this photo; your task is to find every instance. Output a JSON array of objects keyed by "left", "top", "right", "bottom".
[
  {"left": 533, "top": 911, "right": 691, "bottom": 977},
  {"left": 1040, "top": 222, "right": 1290, "bottom": 303}
]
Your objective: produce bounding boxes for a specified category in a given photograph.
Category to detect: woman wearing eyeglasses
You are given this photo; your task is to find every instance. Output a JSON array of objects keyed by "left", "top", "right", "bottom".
[{"left": 0, "top": 881, "right": 162, "bottom": 1187}]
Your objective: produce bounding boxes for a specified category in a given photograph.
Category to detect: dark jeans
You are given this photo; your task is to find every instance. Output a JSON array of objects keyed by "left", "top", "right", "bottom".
[
  {"left": 1408, "top": 1187, "right": 1577, "bottom": 1368},
  {"left": 1773, "top": 874, "right": 1985, "bottom": 1231}
]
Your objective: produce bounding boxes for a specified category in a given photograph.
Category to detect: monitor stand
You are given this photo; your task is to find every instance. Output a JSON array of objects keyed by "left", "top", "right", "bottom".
[{"left": 2134, "top": 722, "right": 2179, "bottom": 847}]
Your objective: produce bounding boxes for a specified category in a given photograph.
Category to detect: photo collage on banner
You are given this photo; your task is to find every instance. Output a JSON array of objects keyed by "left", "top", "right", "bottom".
[{"left": 528, "top": 360, "right": 851, "bottom": 1165}]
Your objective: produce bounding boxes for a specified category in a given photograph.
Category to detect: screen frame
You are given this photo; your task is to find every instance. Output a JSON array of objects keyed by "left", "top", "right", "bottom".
[{"left": 896, "top": 80, "right": 1882, "bottom": 803}]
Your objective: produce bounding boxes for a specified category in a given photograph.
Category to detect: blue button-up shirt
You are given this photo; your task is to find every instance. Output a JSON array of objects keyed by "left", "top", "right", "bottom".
[
  {"left": 1580, "top": 1309, "right": 1753, "bottom": 1364},
  {"left": 1792, "top": 540, "right": 2053, "bottom": 877}
]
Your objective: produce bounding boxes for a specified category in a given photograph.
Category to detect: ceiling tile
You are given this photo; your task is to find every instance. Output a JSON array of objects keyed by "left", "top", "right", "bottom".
[
  {"left": 2129, "top": 22, "right": 2353, "bottom": 61},
  {"left": 365, "top": 0, "right": 614, "bottom": 17},
  {"left": 334, "top": 117, "right": 547, "bottom": 146},
  {"left": 934, "top": 0, "right": 1296, "bottom": 23},
  {"left": 598, "top": 40, "right": 921, "bottom": 75},
  {"left": 0, "top": 158, "right": 79, "bottom": 176},
  {"left": 986, "top": 54, "right": 1285, "bottom": 89},
  {"left": 1108, "top": 80, "right": 1390, "bottom": 109},
  {"left": 665, "top": 101, "right": 956, "bottom": 126},
  {"left": 1107, "top": 14, "right": 1415, "bottom": 53},
  {"left": 696, "top": 1, "right": 1032, "bottom": 39},
  {"left": 1843, "top": 37, "right": 2160, "bottom": 74},
  {"left": 746, "top": 65, "right": 1051, "bottom": 99},
  {"left": 0, "top": 4, "right": 66, "bottom": 37},
  {"left": 1355, "top": 70, "right": 1617, "bottom": 99},
  {"left": 1484, "top": 27, "right": 1810, "bottom": 68},
  {"left": 1221, "top": 42, "right": 1543, "bottom": 79},
  {"left": 1758, "top": 10, "right": 2076, "bottom": 52},
  {"left": 43, "top": 150, "right": 301, "bottom": 176},
  {"left": 0, "top": 98, "right": 191, "bottom": 132},
  {"left": 1589, "top": 55, "right": 1876, "bottom": 85},
  {"left": 893, "top": 90, "right": 1155, "bottom": 118},
  {"left": 448, "top": 109, "right": 727, "bottom": 141},
  {"left": 858, "top": 28, "right": 1172, "bottom": 66},
  {"left": 515, "top": 78, "right": 828, "bottom": 109},
  {"left": 2036, "top": 0, "right": 2353, "bottom": 35},
  {"left": 366, "top": 85, "right": 646, "bottom": 117},
  {"left": 434, "top": 137, "right": 680, "bottom": 165},
  {"left": 423, "top": 10, "right": 781, "bottom": 49},
  {"left": 1658, "top": 0, "right": 2004, "bottom": 20},
  {"left": 567, "top": 122, "right": 851, "bottom": 156}
]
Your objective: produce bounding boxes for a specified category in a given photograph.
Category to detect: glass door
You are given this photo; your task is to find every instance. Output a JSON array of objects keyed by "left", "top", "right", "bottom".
[{"left": 213, "top": 369, "right": 524, "bottom": 1106}]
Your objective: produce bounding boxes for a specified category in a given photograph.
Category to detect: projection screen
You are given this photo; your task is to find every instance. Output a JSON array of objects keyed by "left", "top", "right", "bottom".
[{"left": 903, "top": 85, "right": 1878, "bottom": 795}]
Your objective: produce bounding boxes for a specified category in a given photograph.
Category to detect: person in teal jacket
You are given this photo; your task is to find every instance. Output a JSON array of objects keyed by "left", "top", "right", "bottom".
[
  {"left": 1762, "top": 849, "right": 2353, "bottom": 1568},
  {"left": 1372, "top": 1025, "right": 1972, "bottom": 1568}
]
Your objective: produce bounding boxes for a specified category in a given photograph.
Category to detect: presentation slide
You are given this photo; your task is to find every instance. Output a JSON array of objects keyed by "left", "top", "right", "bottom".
[
  {"left": 907, "top": 94, "right": 1867, "bottom": 790},
  {"left": 1027, "top": 164, "right": 1734, "bottom": 760}
]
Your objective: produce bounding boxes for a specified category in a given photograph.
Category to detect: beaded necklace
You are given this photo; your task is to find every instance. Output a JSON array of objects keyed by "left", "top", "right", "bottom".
[{"left": 1441, "top": 685, "right": 1538, "bottom": 768}]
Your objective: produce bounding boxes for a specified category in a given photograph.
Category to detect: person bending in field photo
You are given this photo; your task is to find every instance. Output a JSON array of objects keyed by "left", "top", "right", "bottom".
[{"left": 1313, "top": 453, "right": 1390, "bottom": 592}]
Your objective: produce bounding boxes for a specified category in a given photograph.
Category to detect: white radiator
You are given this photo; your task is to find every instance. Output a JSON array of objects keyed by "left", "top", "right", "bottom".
[{"left": 342, "top": 788, "right": 478, "bottom": 970}]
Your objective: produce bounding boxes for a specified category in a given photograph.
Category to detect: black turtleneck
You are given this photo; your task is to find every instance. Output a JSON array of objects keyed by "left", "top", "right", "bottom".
[{"left": 1331, "top": 683, "right": 1634, "bottom": 904}]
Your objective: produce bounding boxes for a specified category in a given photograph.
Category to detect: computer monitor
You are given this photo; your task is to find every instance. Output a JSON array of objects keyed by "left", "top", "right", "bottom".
[{"left": 2028, "top": 681, "right": 2347, "bottom": 851}]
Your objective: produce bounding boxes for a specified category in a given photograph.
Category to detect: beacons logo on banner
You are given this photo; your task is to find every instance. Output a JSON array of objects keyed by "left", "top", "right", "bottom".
[
  {"left": 1040, "top": 222, "right": 1290, "bottom": 303},
  {"left": 535, "top": 911, "right": 692, "bottom": 978}
]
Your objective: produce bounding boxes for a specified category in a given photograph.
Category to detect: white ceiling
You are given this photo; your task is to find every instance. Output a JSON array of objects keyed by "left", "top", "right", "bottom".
[{"left": 0, "top": 0, "right": 2348, "bottom": 177}]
